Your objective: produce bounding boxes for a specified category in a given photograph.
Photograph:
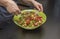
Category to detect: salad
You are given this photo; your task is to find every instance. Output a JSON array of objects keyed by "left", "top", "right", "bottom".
[
  {"left": 15, "top": 11, "right": 43, "bottom": 27},
  {"left": 13, "top": 10, "right": 46, "bottom": 29}
]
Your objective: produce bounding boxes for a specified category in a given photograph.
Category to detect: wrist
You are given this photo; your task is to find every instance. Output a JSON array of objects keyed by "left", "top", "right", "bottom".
[
  {"left": 28, "top": 0, "right": 35, "bottom": 2},
  {"left": 22, "top": 0, "right": 35, "bottom": 3}
]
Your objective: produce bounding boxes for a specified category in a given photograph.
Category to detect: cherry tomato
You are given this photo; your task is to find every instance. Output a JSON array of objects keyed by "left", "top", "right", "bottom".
[
  {"left": 37, "top": 16, "right": 42, "bottom": 19},
  {"left": 25, "top": 16, "right": 31, "bottom": 20},
  {"left": 34, "top": 16, "right": 42, "bottom": 21},
  {"left": 31, "top": 17, "right": 34, "bottom": 20},
  {"left": 38, "top": 17, "right": 42, "bottom": 22},
  {"left": 34, "top": 17, "right": 39, "bottom": 21},
  {"left": 26, "top": 19, "right": 30, "bottom": 25}
]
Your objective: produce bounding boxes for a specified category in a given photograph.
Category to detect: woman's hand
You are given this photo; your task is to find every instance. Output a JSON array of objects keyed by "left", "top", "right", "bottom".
[
  {"left": 23, "top": 0, "right": 43, "bottom": 12},
  {"left": 6, "top": 0, "right": 21, "bottom": 15},
  {"left": 31, "top": 0, "right": 43, "bottom": 12},
  {"left": 0, "top": 0, "right": 21, "bottom": 15}
]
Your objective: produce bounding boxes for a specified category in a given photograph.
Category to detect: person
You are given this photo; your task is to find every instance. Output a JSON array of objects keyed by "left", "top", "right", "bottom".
[
  {"left": 0, "top": 0, "right": 43, "bottom": 29},
  {"left": 0, "top": 0, "right": 43, "bottom": 15}
]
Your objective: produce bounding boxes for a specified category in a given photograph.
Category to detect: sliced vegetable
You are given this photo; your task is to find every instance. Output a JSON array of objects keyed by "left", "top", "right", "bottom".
[{"left": 14, "top": 11, "right": 43, "bottom": 28}]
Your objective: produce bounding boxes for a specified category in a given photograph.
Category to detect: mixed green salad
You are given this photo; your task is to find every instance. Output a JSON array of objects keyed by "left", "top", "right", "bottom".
[{"left": 13, "top": 10, "right": 47, "bottom": 29}]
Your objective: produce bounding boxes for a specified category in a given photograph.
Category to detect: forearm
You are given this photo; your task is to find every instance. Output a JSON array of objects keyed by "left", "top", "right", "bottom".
[
  {"left": 22, "top": 0, "right": 34, "bottom": 6},
  {"left": 23, "top": 0, "right": 35, "bottom": 2},
  {"left": 0, "top": 0, "right": 13, "bottom": 7},
  {"left": 21, "top": 0, "right": 35, "bottom": 6}
]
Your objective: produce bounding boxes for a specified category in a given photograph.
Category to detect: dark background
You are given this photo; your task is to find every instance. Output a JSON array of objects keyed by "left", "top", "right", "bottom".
[{"left": 0, "top": 0, "right": 59, "bottom": 39}]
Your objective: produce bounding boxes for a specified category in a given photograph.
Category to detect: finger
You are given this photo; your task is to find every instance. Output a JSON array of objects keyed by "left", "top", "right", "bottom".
[
  {"left": 11, "top": 11, "right": 18, "bottom": 15},
  {"left": 39, "top": 4, "right": 43, "bottom": 12},
  {"left": 34, "top": 4, "right": 41, "bottom": 11},
  {"left": 16, "top": 10, "right": 21, "bottom": 14},
  {"left": 14, "top": 10, "right": 21, "bottom": 15},
  {"left": 32, "top": 1, "right": 41, "bottom": 11}
]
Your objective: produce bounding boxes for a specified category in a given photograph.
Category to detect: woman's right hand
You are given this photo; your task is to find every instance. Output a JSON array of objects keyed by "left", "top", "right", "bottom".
[{"left": 5, "top": 0, "right": 21, "bottom": 15}]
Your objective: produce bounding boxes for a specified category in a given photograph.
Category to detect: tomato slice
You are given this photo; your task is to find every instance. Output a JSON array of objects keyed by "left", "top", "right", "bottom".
[
  {"left": 34, "top": 16, "right": 42, "bottom": 21},
  {"left": 25, "top": 19, "right": 30, "bottom": 25}
]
